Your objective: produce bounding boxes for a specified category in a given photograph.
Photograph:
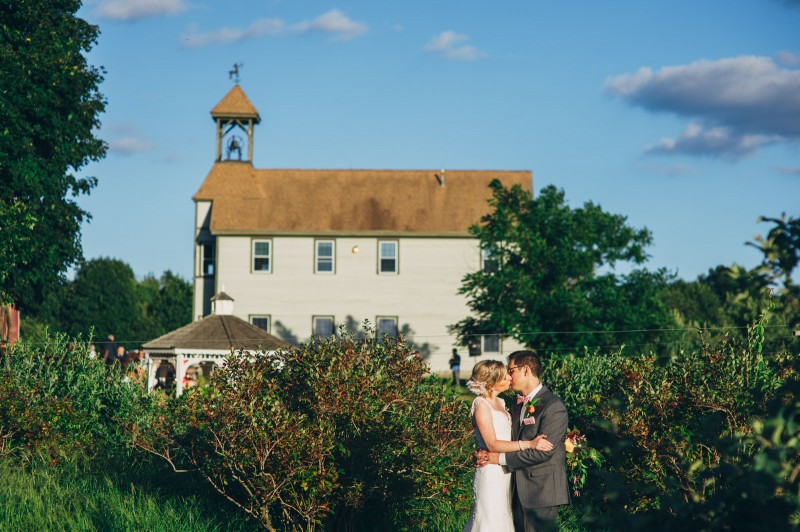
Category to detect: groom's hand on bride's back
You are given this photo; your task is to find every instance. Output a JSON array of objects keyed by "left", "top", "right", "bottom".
[
  {"left": 473, "top": 450, "right": 500, "bottom": 467},
  {"left": 473, "top": 449, "right": 490, "bottom": 468}
]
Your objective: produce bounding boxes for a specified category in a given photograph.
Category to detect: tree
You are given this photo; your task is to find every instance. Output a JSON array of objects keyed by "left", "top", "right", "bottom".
[
  {"left": 133, "top": 270, "right": 192, "bottom": 340},
  {"left": 747, "top": 214, "right": 800, "bottom": 294},
  {"left": 62, "top": 258, "right": 139, "bottom": 346},
  {"left": 0, "top": 0, "right": 106, "bottom": 308},
  {"left": 22, "top": 260, "right": 193, "bottom": 346},
  {"left": 450, "top": 181, "right": 675, "bottom": 354}
]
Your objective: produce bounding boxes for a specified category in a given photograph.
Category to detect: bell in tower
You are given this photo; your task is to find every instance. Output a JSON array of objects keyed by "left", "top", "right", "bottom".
[{"left": 210, "top": 66, "right": 261, "bottom": 163}]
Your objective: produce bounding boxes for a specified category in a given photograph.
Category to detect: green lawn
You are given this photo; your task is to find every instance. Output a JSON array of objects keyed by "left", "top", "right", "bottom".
[{"left": 0, "top": 458, "right": 259, "bottom": 531}]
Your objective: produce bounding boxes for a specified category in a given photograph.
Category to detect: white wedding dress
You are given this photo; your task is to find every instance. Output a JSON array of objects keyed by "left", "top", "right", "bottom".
[{"left": 463, "top": 397, "right": 515, "bottom": 532}]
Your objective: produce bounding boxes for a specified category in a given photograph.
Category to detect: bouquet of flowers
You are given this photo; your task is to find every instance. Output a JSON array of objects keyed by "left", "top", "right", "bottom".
[{"left": 564, "top": 428, "right": 602, "bottom": 498}]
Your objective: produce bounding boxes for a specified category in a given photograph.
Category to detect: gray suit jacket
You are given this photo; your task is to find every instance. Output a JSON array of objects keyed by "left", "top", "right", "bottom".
[{"left": 506, "top": 385, "right": 570, "bottom": 510}]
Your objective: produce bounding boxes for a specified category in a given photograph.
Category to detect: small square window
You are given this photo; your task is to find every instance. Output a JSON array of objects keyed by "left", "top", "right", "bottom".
[
  {"left": 253, "top": 240, "right": 272, "bottom": 273},
  {"left": 483, "top": 335, "right": 500, "bottom": 353},
  {"left": 378, "top": 241, "right": 398, "bottom": 274},
  {"left": 315, "top": 240, "right": 335, "bottom": 274},
  {"left": 376, "top": 316, "right": 398, "bottom": 338},
  {"left": 313, "top": 316, "right": 335, "bottom": 338},
  {"left": 251, "top": 316, "right": 271, "bottom": 333},
  {"left": 482, "top": 249, "right": 497, "bottom": 273}
]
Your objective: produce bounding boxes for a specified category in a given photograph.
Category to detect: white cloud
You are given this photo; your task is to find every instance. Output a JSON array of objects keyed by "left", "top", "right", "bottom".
[
  {"left": 777, "top": 50, "right": 800, "bottom": 66},
  {"left": 109, "top": 137, "right": 155, "bottom": 155},
  {"left": 776, "top": 165, "right": 800, "bottom": 175},
  {"left": 637, "top": 163, "right": 695, "bottom": 177},
  {"left": 645, "top": 124, "right": 778, "bottom": 160},
  {"left": 606, "top": 56, "right": 800, "bottom": 158},
  {"left": 291, "top": 9, "right": 367, "bottom": 41},
  {"left": 182, "top": 18, "right": 284, "bottom": 48},
  {"left": 94, "top": 0, "right": 187, "bottom": 21},
  {"left": 424, "top": 31, "right": 486, "bottom": 61}
]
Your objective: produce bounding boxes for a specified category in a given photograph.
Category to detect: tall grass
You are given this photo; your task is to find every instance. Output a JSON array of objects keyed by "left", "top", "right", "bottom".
[{"left": 0, "top": 458, "right": 259, "bottom": 531}]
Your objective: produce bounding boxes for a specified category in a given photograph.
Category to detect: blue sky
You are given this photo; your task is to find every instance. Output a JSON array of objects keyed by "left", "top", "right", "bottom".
[{"left": 76, "top": 0, "right": 800, "bottom": 282}]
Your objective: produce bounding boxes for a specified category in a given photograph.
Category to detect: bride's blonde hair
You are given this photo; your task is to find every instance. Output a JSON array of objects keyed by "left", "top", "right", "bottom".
[{"left": 468, "top": 360, "right": 506, "bottom": 394}]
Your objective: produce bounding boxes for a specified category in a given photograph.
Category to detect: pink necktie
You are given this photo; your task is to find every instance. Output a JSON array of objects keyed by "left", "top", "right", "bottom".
[{"left": 516, "top": 395, "right": 525, "bottom": 404}]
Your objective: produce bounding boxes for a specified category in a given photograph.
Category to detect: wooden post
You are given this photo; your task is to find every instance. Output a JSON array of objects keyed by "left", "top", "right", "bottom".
[
  {"left": 175, "top": 354, "right": 185, "bottom": 396},
  {"left": 0, "top": 304, "right": 19, "bottom": 346}
]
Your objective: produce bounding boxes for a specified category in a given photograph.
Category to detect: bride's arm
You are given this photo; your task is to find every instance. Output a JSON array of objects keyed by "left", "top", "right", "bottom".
[{"left": 473, "top": 401, "right": 544, "bottom": 453}]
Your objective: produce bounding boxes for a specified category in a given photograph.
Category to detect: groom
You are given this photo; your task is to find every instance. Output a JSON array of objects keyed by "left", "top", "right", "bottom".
[{"left": 481, "top": 350, "right": 570, "bottom": 531}]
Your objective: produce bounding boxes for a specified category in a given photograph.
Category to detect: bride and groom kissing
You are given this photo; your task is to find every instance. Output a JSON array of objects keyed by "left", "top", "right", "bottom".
[{"left": 464, "top": 351, "right": 570, "bottom": 532}]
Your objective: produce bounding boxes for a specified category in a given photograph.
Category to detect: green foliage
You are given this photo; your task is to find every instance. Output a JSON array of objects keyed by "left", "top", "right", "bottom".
[
  {"left": 565, "top": 428, "right": 603, "bottom": 498},
  {"left": 0, "top": 334, "right": 147, "bottom": 464},
  {"left": 23, "top": 259, "right": 193, "bottom": 348},
  {"left": 544, "top": 308, "right": 799, "bottom": 529},
  {"left": 0, "top": 458, "right": 258, "bottom": 531},
  {"left": 132, "top": 269, "right": 193, "bottom": 342},
  {"left": 451, "top": 181, "right": 676, "bottom": 354},
  {"left": 0, "top": 0, "right": 106, "bottom": 308},
  {"left": 62, "top": 258, "right": 139, "bottom": 346},
  {"left": 665, "top": 215, "right": 800, "bottom": 357},
  {"left": 747, "top": 213, "right": 800, "bottom": 293},
  {"left": 0, "top": 332, "right": 262, "bottom": 528},
  {"left": 146, "top": 270, "right": 193, "bottom": 335},
  {"left": 133, "top": 328, "right": 473, "bottom": 531}
]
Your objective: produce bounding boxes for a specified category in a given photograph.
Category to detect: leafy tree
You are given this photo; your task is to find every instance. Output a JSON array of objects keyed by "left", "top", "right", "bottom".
[
  {"left": 667, "top": 215, "right": 800, "bottom": 352},
  {"left": 748, "top": 213, "right": 800, "bottom": 292},
  {"left": 133, "top": 270, "right": 192, "bottom": 341},
  {"left": 451, "top": 181, "right": 675, "bottom": 354},
  {"left": 22, "top": 260, "right": 193, "bottom": 347},
  {"left": 62, "top": 258, "right": 138, "bottom": 346},
  {"left": 0, "top": 0, "right": 106, "bottom": 308}
]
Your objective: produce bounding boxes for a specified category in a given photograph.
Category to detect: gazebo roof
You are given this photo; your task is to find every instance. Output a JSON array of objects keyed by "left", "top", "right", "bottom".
[{"left": 143, "top": 314, "right": 290, "bottom": 351}]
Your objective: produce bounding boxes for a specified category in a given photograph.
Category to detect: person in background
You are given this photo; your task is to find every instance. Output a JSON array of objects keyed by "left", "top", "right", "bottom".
[
  {"left": 115, "top": 344, "right": 126, "bottom": 369},
  {"left": 128, "top": 348, "right": 147, "bottom": 384},
  {"left": 102, "top": 334, "right": 117, "bottom": 366},
  {"left": 449, "top": 348, "right": 462, "bottom": 386}
]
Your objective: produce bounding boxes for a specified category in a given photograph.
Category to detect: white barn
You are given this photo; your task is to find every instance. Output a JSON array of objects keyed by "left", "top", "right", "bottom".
[{"left": 192, "top": 84, "right": 532, "bottom": 374}]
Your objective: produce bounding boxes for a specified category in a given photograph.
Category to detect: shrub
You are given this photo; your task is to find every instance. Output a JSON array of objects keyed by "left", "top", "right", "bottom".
[
  {"left": 0, "top": 334, "right": 149, "bottom": 464},
  {"left": 133, "top": 328, "right": 474, "bottom": 531},
  {"left": 545, "top": 306, "right": 798, "bottom": 528}
]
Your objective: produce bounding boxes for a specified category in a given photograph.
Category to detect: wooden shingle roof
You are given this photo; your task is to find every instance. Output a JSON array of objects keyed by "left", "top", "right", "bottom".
[
  {"left": 143, "top": 314, "right": 290, "bottom": 351},
  {"left": 210, "top": 85, "right": 261, "bottom": 122},
  {"left": 193, "top": 163, "right": 532, "bottom": 235}
]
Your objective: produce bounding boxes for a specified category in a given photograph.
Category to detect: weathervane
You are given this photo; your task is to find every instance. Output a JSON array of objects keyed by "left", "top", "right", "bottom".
[{"left": 228, "top": 63, "right": 243, "bottom": 84}]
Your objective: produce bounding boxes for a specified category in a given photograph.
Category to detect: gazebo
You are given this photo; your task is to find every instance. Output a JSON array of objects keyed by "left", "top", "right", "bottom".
[{"left": 143, "top": 291, "right": 290, "bottom": 395}]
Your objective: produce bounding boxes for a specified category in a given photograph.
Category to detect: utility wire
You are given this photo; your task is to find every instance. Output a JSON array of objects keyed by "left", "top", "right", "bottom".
[{"left": 23, "top": 322, "right": 795, "bottom": 345}]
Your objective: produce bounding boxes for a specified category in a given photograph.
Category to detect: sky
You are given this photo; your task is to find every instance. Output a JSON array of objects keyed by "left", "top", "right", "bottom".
[{"left": 75, "top": 0, "right": 800, "bottom": 283}]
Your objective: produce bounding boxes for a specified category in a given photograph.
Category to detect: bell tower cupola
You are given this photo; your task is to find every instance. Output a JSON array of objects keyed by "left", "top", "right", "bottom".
[{"left": 210, "top": 69, "right": 261, "bottom": 163}]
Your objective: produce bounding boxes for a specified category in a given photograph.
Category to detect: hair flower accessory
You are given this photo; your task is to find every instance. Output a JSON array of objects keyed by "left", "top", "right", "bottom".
[{"left": 466, "top": 379, "right": 487, "bottom": 396}]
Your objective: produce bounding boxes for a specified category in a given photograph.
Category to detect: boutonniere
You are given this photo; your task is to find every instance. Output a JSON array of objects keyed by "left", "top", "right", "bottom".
[{"left": 523, "top": 397, "right": 540, "bottom": 425}]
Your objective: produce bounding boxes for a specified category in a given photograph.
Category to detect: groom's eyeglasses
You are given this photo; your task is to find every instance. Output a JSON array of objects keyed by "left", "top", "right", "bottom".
[{"left": 507, "top": 365, "right": 521, "bottom": 375}]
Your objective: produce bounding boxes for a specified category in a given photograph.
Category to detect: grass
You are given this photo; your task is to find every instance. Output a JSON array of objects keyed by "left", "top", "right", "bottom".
[{"left": 0, "top": 458, "right": 259, "bottom": 531}]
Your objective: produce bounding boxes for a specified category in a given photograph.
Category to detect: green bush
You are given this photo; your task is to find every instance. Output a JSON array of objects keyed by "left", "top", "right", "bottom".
[
  {"left": 0, "top": 334, "right": 149, "bottom": 464},
  {"left": 133, "top": 328, "right": 474, "bottom": 531},
  {"left": 543, "top": 307, "right": 799, "bottom": 528}
]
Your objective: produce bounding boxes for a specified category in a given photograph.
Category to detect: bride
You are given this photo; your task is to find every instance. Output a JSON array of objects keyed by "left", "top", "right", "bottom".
[{"left": 463, "top": 360, "right": 553, "bottom": 532}]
